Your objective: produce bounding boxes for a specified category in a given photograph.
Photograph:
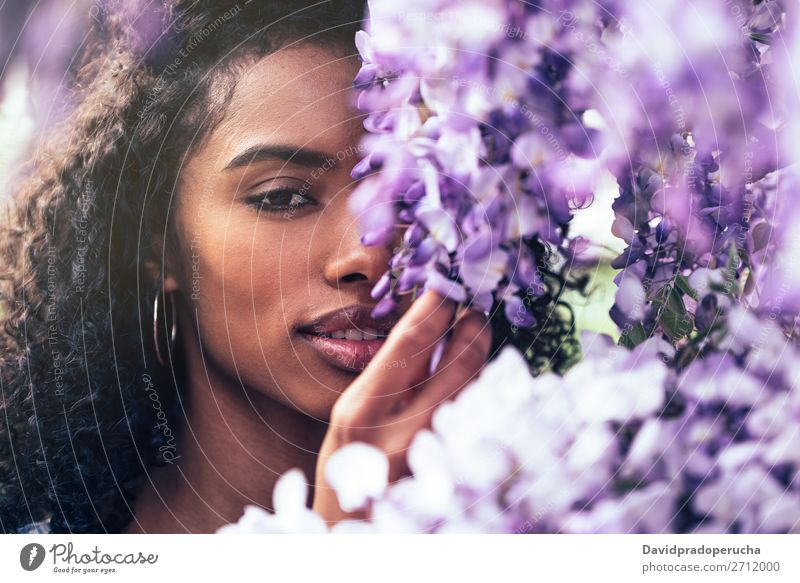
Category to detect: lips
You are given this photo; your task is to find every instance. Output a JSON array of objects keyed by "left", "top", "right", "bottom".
[{"left": 296, "top": 304, "right": 400, "bottom": 373}]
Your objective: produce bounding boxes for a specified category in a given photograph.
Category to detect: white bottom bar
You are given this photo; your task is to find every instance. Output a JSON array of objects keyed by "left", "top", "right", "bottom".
[{"left": 2, "top": 534, "right": 798, "bottom": 582}]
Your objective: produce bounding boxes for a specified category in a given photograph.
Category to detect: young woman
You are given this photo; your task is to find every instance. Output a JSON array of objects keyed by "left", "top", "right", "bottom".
[{"left": 0, "top": 0, "right": 578, "bottom": 533}]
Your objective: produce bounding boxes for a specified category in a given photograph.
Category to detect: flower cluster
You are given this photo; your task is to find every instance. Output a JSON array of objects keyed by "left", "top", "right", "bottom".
[
  {"left": 348, "top": 0, "right": 620, "bottom": 326},
  {"left": 0, "top": 0, "right": 89, "bottom": 120},
  {"left": 348, "top": 0, "right": 794, "bottom": 344},
  {"left": 604, "top": 0, "right": 797, "bottom": 347},
  {"left": 220, "top": 320, "right": 799, "bottom": 533}
]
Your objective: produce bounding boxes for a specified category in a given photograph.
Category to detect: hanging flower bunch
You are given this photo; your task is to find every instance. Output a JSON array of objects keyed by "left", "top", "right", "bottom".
[
  {"left": 603, "top": 0, "right": 793, "bottom": 348},
  {"left": 346, "top": 0, "right": 618, "bottom": 327},
  {"left": 347, "top": 0, "right": 791, "bottom": 337}
]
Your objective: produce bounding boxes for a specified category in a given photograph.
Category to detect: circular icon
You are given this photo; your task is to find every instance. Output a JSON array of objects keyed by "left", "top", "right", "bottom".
[{"left": 20, "top": 543, "right": 46, "bottom": 571}]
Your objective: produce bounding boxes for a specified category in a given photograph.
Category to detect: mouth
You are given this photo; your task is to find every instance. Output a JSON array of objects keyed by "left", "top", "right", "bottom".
[{"left": 296, "top": 305, "right": 399, "bottom": 373}]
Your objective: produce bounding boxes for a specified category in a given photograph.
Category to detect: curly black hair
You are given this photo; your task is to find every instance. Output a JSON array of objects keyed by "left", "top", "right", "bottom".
[{"left": 0, "top": 0, "right": 582, "bottom": 534}]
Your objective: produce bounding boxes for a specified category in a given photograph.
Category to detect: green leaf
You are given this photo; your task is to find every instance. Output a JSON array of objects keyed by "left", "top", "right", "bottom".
[
  {"left": 726, "top": 242, "right": 739, "bottom": 274},
  {"left": 721, "top": 242, "right": 740, "bottom": 297},
  {"left": 667, "top": 287, "right": 687, "bottom": 315},
  {"left": 748, "top": 32, "right": 772, "bottom": 45},
  {"left": 744, "top": 269, "right": 757, "bottom": 295},
  {"left": 674, "top": 275, "right": 699, "bottom": 301},
  {"left": 738, "top": 245, "right": 752, "bottom": 269},
  {"left": 658, "top": 309, "right": 693, "bottom": 342},
  {"left": 620, "top": 322, "right": 648, "bottom": 348},
  {"left": 648, "top": 283, "right": 670, "bottom": 305}
]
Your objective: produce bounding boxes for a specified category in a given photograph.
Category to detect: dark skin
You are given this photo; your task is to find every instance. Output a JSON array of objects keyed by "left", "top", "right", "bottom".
[{"left": 126, "top": 44, "right": 491, "bottom": 533}]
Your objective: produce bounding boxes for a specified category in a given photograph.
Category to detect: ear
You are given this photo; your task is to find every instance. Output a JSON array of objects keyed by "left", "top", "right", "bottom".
[{"left": 142, "top": 258, "right": 180, "bottom": 294}]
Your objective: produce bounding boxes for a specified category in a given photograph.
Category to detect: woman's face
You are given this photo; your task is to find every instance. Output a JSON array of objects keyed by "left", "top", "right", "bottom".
[{"left": 165, "top": 44, "right": 408, "bottom": 420}]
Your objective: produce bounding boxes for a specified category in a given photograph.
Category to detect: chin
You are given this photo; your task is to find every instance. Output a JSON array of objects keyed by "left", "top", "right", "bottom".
[
  {"left": 262, "top": 369, "right": 355, "bottom": 421},
  {"left": 303, "top": 368, "right": 361, "bottom": 420}
]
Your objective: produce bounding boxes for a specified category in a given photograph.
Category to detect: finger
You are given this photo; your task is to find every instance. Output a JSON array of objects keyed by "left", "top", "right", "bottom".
[
  {"left": 337, "top": 289, "right": 457, "bottom": 414},
  {"left": 403, "top": 308, "right": 492, "bottom": 420}
]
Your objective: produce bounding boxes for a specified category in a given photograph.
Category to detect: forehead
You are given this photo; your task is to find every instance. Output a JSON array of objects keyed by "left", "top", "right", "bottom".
[{"left": 203, "top": 44, "right": 363, "bottom": 165}]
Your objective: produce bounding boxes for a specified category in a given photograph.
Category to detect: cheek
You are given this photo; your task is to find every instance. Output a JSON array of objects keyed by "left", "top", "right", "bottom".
[
  {"left": 183, "top": 216, "right": 345, "bottom": 415},
  {"left": 181, "top": 213, "right": 318, "bottom": 360},
  {"left": 171, "top": 206, "right": 360, "bottom": 418},
  {"left": 189, "top": 219, "right": 284, "bottom": 335}
]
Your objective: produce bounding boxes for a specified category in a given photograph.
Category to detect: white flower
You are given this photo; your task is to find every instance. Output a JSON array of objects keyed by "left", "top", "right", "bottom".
[
  {"left": 219, "top": 327, "right": 799, "bottom": 534},
  {"left": 615, "top": 275, "right": 646, "bottom": 320},
  {"left": 562, "top": 483, "right": 679, "bottom": 534},
  {"left": 218, "top": 469, "right": 328, "bottom": 534},
  {"left": 406, "top": 430, "right": 455, "bottom": 517},
  {"left": 325, "top": 442, "right": 389, "bottom": 513}
]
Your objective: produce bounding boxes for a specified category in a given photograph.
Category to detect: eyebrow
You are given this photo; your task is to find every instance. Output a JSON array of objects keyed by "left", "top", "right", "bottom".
[{"left": 223, "top": 144, "right": 336, "bottom": 171}]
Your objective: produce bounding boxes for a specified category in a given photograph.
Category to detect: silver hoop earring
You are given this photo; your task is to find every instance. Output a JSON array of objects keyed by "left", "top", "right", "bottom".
[{"left": 153, "top": 290, "right": 177, "bottom": 367}]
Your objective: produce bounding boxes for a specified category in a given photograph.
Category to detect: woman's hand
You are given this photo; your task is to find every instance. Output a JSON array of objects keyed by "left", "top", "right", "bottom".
[{"left": 312, "top": 289, "right": 492, "bottom": 525}]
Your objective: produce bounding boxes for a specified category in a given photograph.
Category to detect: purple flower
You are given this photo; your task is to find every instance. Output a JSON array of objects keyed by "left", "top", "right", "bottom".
[{"left": 223, "top": 312, "right": 800, "bottom": 533}]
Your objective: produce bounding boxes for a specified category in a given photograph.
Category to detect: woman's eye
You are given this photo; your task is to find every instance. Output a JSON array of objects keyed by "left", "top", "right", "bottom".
[{"left": 246, "top": 188, "right": 317, "bottom": 214}]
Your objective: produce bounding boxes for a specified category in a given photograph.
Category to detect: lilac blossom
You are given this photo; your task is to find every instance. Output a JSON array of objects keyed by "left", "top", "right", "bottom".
[
  {"left": 602, "top": 1, "right": 799, "bottom": 346},
  {"left": 349, "top": 0, "right": 796, "bottom": 349},
  {"left": 217, "top": 469, "right": 328, "bottom": 534},
  {"left": 221, "top": 324, "right": 799, "bottom": 533},
  {"left": 0, "top": 0, "right": 91, "bottom": 124},
  {"left": 348, "top": 0, "right": 617, "bottom": 321}
]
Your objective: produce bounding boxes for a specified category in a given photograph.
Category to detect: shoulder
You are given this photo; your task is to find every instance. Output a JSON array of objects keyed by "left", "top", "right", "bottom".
[{"left": 16, "top": 518, "right": 52, "bottom": 534}]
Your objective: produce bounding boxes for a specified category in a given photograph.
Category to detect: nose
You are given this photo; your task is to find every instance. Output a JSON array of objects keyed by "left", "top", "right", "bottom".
[{"left": 322, "top": 199, "right": 395, "bottom": 291}]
